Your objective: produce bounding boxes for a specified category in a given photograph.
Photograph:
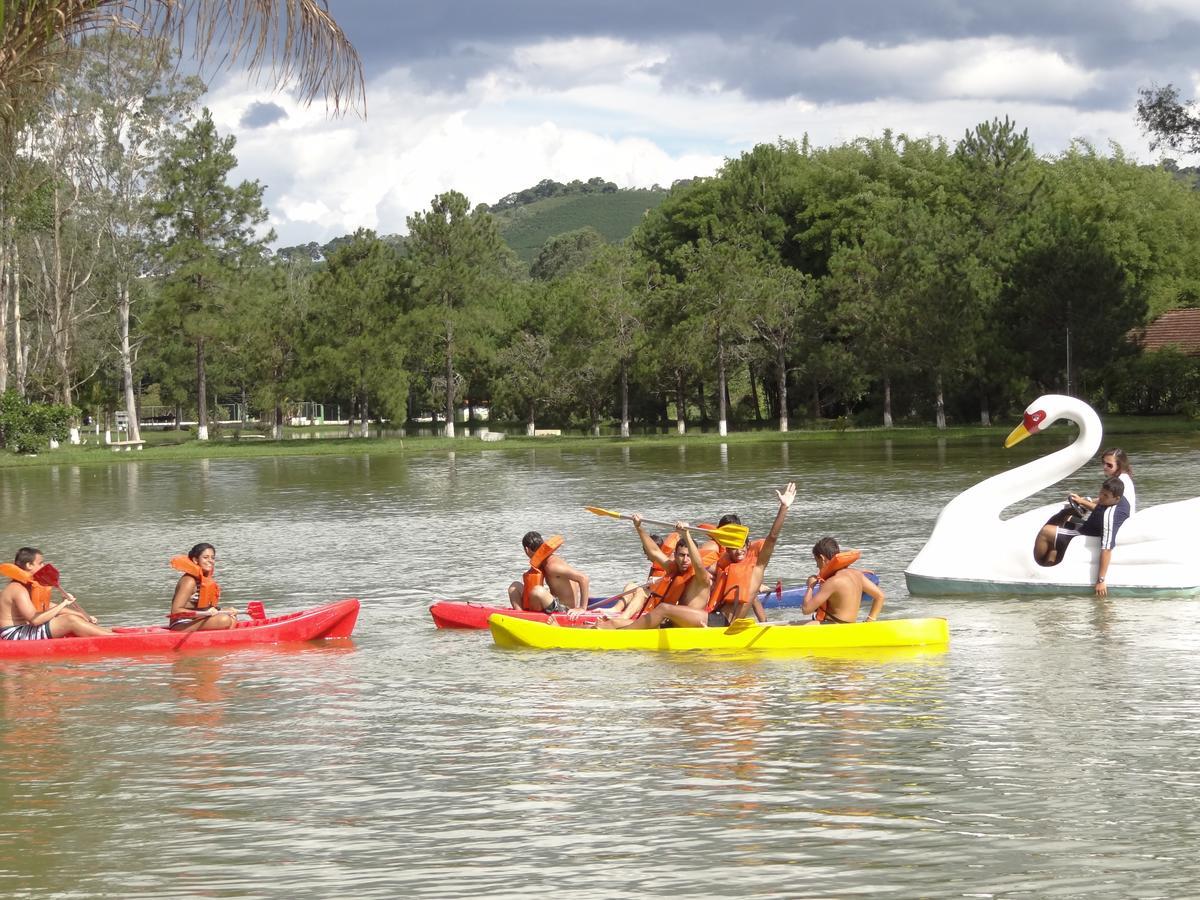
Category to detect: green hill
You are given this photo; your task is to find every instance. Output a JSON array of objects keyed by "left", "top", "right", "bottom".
[{"left": 493, "top": 188, "right": 669, "bottom": 263}]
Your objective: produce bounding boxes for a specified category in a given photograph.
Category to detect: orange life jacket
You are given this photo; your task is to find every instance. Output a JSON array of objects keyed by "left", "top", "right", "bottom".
[
  {"left": 706, "top": 539, "right": 766, "bottom": 613},
  {"left": 811, "top": 550, "right": 861, "bottom": 623},
  {"left": 644, "top": 563, "right": 697, "bottom": 612},
  {"left": 648, "top": 533, "right": 680, "bottom": 579},
  {"left": 521, "top": 535, "right": 563, "bottom": 611},
  {"left": 170, "top": 555, "right": 222, "bottom": 610},
  {"left": 0, "top": 563, "right": 52, "bottom": 613}
]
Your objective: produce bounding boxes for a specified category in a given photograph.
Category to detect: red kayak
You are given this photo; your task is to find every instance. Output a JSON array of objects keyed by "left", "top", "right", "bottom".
[
  {"left": 0, "top": 598, "right": 360, "bottom": 660},
  {"left": 430, "top": 601, "right": 612, "bottom": 629}
]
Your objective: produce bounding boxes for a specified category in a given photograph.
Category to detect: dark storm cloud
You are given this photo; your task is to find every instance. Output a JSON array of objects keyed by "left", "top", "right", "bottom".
[
  {"left": 240, "top": 101, "right": 288, "bottom": 128},
  {"left": 326, "top": 0, "right": 1200, "bottom": 109}
]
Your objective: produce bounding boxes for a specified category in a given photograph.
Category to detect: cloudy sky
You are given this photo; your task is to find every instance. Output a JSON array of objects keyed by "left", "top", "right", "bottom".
[{"left": 199, "top": 0, "right": 1200, "bottom": 247}]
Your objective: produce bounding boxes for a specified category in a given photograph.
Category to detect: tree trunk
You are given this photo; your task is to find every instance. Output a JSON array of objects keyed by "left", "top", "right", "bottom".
[
  {"left": 196, "top": 336, "right": 209, "bottom": 440},
  {"left": 882, "top": 374, "right": 893, "bottom": 428},
  {"left": 619, "top": 360, "right": 630, "bottom": 438},
  {"left": 12, "top": 242, "right": 25, "bottom": 397},
  {"left": 444, "top": 322, "right": 456, "bottom": 438},
  {"left": 777, "top": 346, "right": 789, "bottom": 433},
  {"left": 716, "top": 332, "right": 728, "bottom": 437},
  {"left": 696, "top": 379, "right": 707, "bottom": 426},
  {"left": 525, "top": 402, "right": 536, "bottom": 436},
  {"left": 273, "top": 401, "right": 283, "bottom": 440},
  {"left": 935, "top": 373, "right": 947, "bottom": 430},
  {"left": 979, "top": 390, "right": 991, "bottom": 427},
  {"left": 118, "top": 280, "right": 141, "bottom": 442},
  {"left": 676, "top": 371, "right": 687, "bottom": 435},
  {"left": 0, "top": 239, "right": 7, "bottom": 396},
  {"left": 360, "top": 393, "right": 369, "bottom": 438},
  {"left": 748, "top": 363, "right": 762, "bottom": 425}
]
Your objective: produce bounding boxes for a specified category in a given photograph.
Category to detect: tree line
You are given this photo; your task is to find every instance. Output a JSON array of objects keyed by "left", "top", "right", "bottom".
[{"left": 5, "top": 38, "right": 1200, "bottom": 450}]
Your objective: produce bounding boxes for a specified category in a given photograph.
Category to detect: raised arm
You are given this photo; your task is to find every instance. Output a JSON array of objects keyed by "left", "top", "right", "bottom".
[
  {"left": 681, "top": 525, "right": 712, "bottom": 588},
  {"left": 633, "top": 514, "right": 670, "bottom": 569},
  {"left": 731, "top": 483, "right": 797, "bottom": 622},
  {"left": 755, "top": 482, "right": 797, "bottom": 572}
]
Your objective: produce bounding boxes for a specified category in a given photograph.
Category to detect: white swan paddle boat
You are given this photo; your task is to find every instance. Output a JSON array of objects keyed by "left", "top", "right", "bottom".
[{"left": 905, "top": 394, "right": 1200, "bottom": 597}]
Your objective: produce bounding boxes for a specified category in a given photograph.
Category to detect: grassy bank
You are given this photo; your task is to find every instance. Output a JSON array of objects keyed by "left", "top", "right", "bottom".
[{"left": 1, "top": 414, "right": 1196, "bottom": 469}]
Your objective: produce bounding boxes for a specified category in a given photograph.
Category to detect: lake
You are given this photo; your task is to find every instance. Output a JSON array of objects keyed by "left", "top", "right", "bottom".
[{"left": 2, "top": 429, "right": 1199, "bottom": 898}]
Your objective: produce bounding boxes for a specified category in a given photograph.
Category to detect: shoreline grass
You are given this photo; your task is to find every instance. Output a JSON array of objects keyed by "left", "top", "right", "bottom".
[{"left": 1, "top": 414, "right": 1196, "bottom": 469}]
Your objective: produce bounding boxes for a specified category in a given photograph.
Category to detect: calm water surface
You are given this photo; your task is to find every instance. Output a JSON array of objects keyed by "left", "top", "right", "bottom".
[{"left": 2, "top": 432, "right": 1200, "bottom": 898}]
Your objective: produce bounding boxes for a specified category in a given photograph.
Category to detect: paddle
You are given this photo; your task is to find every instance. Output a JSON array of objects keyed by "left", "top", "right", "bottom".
[
  {"left": 584, "top": 506, "right": 750, "bottom": 549},
  {"left": 32, "top": 564, "right": 99, "bottom": 624},
  {"left": 585, "top": 579, "right": 656, "bottom": 610},
  {"left": 167, "top": 601, "right": 261, "bottom": 622}
]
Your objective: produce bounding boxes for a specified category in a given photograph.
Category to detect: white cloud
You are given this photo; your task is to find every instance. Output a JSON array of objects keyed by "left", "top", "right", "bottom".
[
  {"left": 201, "top": 33, "right": 1156, "bottom": 248},
  {"left": 938, "top": 41, "right": 1097, "bottom": 101}
]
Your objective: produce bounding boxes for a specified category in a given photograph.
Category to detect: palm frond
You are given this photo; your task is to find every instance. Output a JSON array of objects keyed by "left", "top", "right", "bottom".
[{"left": 0, "top": 0, "right": 364, "bottom": 128}]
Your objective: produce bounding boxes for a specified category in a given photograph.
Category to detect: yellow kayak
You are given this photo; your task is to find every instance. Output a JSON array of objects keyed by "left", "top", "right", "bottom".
[{"left": 487, "top": 613, "right": 950, "bottom": 652}]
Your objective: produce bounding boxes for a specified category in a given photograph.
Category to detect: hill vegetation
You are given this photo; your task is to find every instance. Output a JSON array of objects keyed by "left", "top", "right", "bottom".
[{"left": 490, "top": 185, "right": 670, "bottom": 263}]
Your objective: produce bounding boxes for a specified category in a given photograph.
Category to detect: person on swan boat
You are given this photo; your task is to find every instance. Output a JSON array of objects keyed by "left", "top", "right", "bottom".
[
  {"left": 597, "top": 520, "right": 715, "bottom": 629},
  {"left": 1071, "top": 448, "right": 1136, "bottom": 517},
  {"left": 169, "top": 543, "right": 241, "bottom": 631},
  {"left": 508, "top": 532, "right": 591, "bottom": 613},
  {"left": 1034, "top": 476, "right": 1130, "bottom": 596},
  {"left": 799, "top": 538, "right": 886, "bottom": 625},
  {"left": 0, "top": 548, "right": 113, "bottom": 640},
  {"left": 702, "top": 482, "right": 797, "bottom": 627}
]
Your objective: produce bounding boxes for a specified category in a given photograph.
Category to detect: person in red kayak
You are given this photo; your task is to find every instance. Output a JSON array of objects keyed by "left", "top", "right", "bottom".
[
  {"left": 169, "top": 543, "right": 240, "bottom": 631},
  {"left": 0, "top": 547, "right": 112, "bottom": 640},
  {"left": 508, "top": 532, "right": 591, "bottom": 613}
]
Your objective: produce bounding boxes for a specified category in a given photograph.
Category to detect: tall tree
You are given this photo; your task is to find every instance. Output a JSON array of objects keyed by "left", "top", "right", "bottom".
[
  {"left": 303, "top": 230, "right": 406, "bottom": 437},
  {"left": 152, "top": 108, "right": 271, "bottom": 440},
  {"left": 675, "top": 238, "right": 756, "bottom": 436},
  {"left": 1137, "top": 84, "right": 1200, "bottom": 155},
  {"left": 748, "top": 262, "right": 819, "bottom": 432},
  {"left": 406, "top": 191, "right": 511, "bottom": 438},
  {"left": 75, "top": 35, "right": 204, "bottom": 444}
]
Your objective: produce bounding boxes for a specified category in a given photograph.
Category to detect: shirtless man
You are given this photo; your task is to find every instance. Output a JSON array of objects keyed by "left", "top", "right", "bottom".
[
  {"left": 508, "top": 532, "right": 591, "bottom": 613},
  {"left": 601, "top": 520, "right": 714, "bottom": 629},
  {"left": 0, "top": 548, "right": 112, "bottom": 640},
  {"left": 800, "top": 537, "right": 886, "bottom": 624}
]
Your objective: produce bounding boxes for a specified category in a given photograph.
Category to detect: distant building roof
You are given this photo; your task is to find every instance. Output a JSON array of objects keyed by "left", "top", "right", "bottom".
[{"left": 1136, "top": 308, "right": 1200, "bottom": 356}]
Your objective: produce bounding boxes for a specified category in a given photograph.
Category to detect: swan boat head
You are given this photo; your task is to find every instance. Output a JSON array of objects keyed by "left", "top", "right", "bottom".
[{"left": 905, "top": 394, "right": 1200, "bottom": 596}]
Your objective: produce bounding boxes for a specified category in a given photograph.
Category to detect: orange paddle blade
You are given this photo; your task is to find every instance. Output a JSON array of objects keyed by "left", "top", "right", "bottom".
[{"left": 584, "top": 505, "right": 625, "bottom": 520}]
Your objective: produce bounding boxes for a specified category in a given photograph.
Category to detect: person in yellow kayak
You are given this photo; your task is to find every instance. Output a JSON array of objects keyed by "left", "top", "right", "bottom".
[
  {"left": 599, "top": 518, "right": 716, "bottom": 628},
  {"left": 169, "top": 543, "right": 241, "bottom": 631},
  {"left": 704, "top": 482, "right": 797, "bottom": 626},
  {"left": 0, "top": 547, "right": 112, "bottom": 640},
  {"left": 799, "top": 537, "right": 886, "bottom": 624},
  {"left": 508, "top": 532, "right": 591, "bottom": 613}
]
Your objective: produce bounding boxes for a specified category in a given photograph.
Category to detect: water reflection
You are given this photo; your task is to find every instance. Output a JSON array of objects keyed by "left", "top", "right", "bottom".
[{"left": 0, "top": 435, "right": 1198, "bottom": 897}]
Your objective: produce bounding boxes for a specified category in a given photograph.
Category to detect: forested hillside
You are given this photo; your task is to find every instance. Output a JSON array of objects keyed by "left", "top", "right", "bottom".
[{"left": 491, "top": 188, "right": 669, "bottom": 262}]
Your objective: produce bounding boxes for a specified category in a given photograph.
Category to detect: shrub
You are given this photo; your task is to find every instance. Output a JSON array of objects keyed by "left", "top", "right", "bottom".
[{"left": 0, "top": 391, "right": 77, "bottom": 454}]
